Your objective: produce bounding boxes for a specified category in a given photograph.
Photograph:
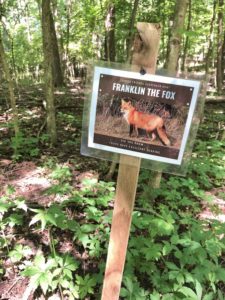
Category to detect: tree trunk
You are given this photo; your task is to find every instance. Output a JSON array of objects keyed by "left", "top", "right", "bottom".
[
  {"left": 222, "top": 31, "right": 225, "bottom": 83},
  {"left": 216, "top": 0, "right": 224, "bottom": 94},
  {"left": 104, "top": 3, "right": 117, "bottom": 180},
  {"left": 205, "top": 0, "right": 217, "bottom": 74},
  {"left": 49, "top": 6, "right": 64, "bottom": 87},
  {"left": 126, "top": 0, "right": 139, "bottom": 63},
  {"left": 161, "top": 0, "right": 166, "bottom": 62},
  {"left": 0, "top": 30, "right": 19, "bottom": 141},
  {"left": 221, "top": 129, "right": 225, "bottom": 140},
  {"left": 10, "top": 36, "right": 17, "bottom": 78},
  {"left": 147, "top": 0, "right": 188, "bottom": 193},
  {"left": 41, "top": 0, "right": 57, "bottom": 145},
  {"left": 65, "top": 0, "right": 72, "bottom": 60},
  {"left": 165, "top": 0, "right": 189, "bottom": 74},
  {"left": 105, "top": 4, "right": 116, "bottom": 62},
  {"left": 181, "top": 0, "right": 192, "bottom": 71}
]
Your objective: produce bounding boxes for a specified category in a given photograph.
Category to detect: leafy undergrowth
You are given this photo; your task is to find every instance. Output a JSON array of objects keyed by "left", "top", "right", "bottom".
[{"left": 0, "top": 85, "right": 225, "bottom": 299}]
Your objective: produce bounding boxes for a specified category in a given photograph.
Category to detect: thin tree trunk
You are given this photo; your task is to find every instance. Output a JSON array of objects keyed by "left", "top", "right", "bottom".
[
  {"left": 147, "top": 0, "right": 188, "bottom": 193},
  {"left": 166, "top": 0, "right": 189, "bottom": 74},
  {"left": 181, "top": 0, "right": 192, "bottom": 71},
  {"left": 126, "top": 0, "right": 139, "bottom": 63},
  {"left": 105, "top": 4, "right": 116, "bottom": 62},
  {"left": 65, "top": 0, "right": 71, "bottom": 60},
  {"left": 221, "top": 129, "right": 225, "bottom": 140},
  {"left": 0, "top": 30, "right": 19, "bottom": 138},
  {"left": 222, "top": 31, "right": 225, "bottom": 80},
  {"left": 105, "top": 3, "right": 116, "bottom": 180},
  {"left": 10, "top": 37, "right": 17, "bottom": 78},
  {"left": 105, "top": 161, "right": 117, "bottom": 181},
  {"left": 164, "top": 16, "right": 173, "bottom": 67},
  {"left": 216, "top": 0, "right": 224, "bottom": 94},
  {"left": 161, "top": 0, "right": 166, "bottom": 62},
  {"left": 205, "top": 0, "right": 217, "bottom": 74},
  {"left": 64, "top": 0, "right": 72, "bottom": 78},
  {"left": 42, "top": 0, "right": 57, "bottom": 145},
  {"left": 49, "top": 9, "right": 64, "bottom": 87}
]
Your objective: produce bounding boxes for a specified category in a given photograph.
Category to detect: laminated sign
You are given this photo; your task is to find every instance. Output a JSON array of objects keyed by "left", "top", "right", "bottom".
[{"left": 88, "top": 67, "right": 200, "bottom": 165}]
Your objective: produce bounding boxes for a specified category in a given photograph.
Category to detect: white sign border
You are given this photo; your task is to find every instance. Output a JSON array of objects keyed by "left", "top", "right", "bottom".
[{"left": 88, "top": 66, "right": 200, "bottom": 166}]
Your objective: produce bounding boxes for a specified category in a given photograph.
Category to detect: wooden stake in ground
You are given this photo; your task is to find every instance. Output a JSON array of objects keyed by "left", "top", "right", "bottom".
[{"left": 101, "top": 22, "right": 161, "bottom": 300}]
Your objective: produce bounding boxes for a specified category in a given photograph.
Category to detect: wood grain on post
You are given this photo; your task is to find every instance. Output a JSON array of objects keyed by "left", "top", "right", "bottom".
[{"left": 101, "top": 23, "right": 161, "bottom": 300}]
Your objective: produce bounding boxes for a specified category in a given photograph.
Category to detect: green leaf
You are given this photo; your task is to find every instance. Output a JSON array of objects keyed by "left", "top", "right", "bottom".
[
  {"left": 162, "top": 242, "right": 174, "bottom": 256},
  {"left": 29, "top": 209, "right": 47, "bottom": 231},
  {"left": 6, "top": 185, "right": 16, "bottom": 195},
  {"left": 34, "top": 253, "right": 46, "bottom": 268},
  {"left": 123, "top": 277, "right": 133, "bottom": 293},
  {"left": 5, "top": 213, "right": 23, "bottom": 227},
  {"left": 9, "top": 245, "right": 32, "bottom": 262},
  {"left": 150, "top": 218, "right": 174, "bottom": 235},
  {"left": 166, "top": 262, "right": 179, "bottom": 270},
  {"left": 39, "top": 273, "right": 50, "bottom": 294},
  {"left": 14, "top": 198, "right": 28, "bottom": 211},
  {"left": 217, "top": 289, "right": 225, "bottom": 300},
  {"left": 202, "top": 292, "right": 214, "bottom": 300},
  {"left": 150, "top": 291, "right": 161, "bottom": 300},
  {"left": 22, "top": 266, "right": 40, "bottom": 277},
  {"left": 52, "top": 268, "right": 61, "bottom": 278},
  {"left": 66, "top": 282, "right": 80, "bottom": 299},
  {"left": 80, "top": 224, "right": 96, "bottom": 233},
  {"left": 177, "top": 238, "right": 201, "bottom": 251},
  {"left": 195, "top": 280, "right": 202, "bottom": 299},
  {"left": 63, "top": 269, "right": 73, "bottom": 280},
  {"left": 178, "top": 286, "right": 198, "bottom": 299},
  {"left": 78, "top": 233, "right": 90, "bottom": 248},
  {"left": 0, "top": 202, "right": 12, "bottom": 213},
  {"left": 120, "top": 287, "right": 129, "bottom": 297},
  {"left": 50, "top": 165, "right": 72, "bottom": 181},
  {"left": 63, "top": 255, "right": 79, "bottom": 271},
  {"left": 142, "top": 243, "right": 162, "bottom": 260},
  {"left": 76, "top": 274, "right": 96, "bottom": 298}
]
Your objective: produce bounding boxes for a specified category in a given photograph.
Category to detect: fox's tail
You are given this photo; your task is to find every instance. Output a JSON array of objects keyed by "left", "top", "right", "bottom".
[{"left": 157, "top": 125, "right": 171, "bottom": 146}]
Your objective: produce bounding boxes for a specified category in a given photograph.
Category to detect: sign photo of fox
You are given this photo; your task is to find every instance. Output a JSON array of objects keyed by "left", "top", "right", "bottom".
[{"left": 88, "top": 66, "right": 200, "bottom": 165}]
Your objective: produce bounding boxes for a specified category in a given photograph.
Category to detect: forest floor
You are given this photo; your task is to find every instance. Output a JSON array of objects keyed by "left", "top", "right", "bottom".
[
  {"left": 0, "top": 81, "right": 110, "bottom": 299},
  {"left": 0, "top": 80, "right": 225, "bottom": 299}
]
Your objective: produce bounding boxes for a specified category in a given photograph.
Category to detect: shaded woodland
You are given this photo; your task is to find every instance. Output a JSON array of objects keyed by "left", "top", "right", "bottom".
[{"left": 0, "top": 0, "right": 225, "bottom": 299}]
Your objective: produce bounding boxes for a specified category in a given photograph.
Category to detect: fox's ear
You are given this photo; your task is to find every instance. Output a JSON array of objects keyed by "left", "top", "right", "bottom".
[
  {"left": 128, "top": 101, "right": 131, "bottom": 105},
  {"left": 121, "top": 99, "right": 124, "bottom": 104}
]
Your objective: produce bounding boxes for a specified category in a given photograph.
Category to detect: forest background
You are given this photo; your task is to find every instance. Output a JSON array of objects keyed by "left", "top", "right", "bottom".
[{"left": 0, "top": 0, "right": 225, "bottom": 299}]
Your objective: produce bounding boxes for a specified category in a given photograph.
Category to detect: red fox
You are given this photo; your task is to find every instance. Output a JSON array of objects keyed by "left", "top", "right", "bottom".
[{"left": 121, "top": 99, "right": 171, "bottom": 146}]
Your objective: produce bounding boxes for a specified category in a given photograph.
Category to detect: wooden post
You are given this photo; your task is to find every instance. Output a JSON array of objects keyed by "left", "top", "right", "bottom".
[{"left": 101, "top": 23, "right": 161, "bottom": 300}]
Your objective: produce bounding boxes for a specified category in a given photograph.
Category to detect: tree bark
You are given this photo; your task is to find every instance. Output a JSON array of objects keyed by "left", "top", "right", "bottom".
[
  {"left": 65, "top": 0, "right": 72, "bottom": 61},
  {"left": 222, "top": 31, "right": 225, "bottom": 81},
  {"left": 49, "top": 5, "right": 64, "bottom": 87},
  {"left": 161, "top": 0, "right": 167, "bottom": 62},
  {"left": 126, "top": 0, "right": 139, "bottom": 63},
  {"left": 41, "top": 0, "right": 57, "bottom": 145},
  {"left": 221, "top": 129, "right": 225, "bottom": 140},
  {"left": 147, "top": 0, "right": 188, "bottom": 193},
  {"left": 216, "top": 0, "right": 224, "bottom": 94},
  {"left": 165, "top": 0, "right": 189, "bottom": 74},
  {"left": 105, "top": 4, "right": 116, "bottom": 62},
  {"left": 0, "top": 29, "right": 19, "bottom": 140},
  {"left": 205, "top": 0, "right": 217, "bottom": 74},
  {"left": 181, "top": 0, "right": 192, "bottom": 71},
  {"left": 104, "top": 3, "right": 117, "bottom": 180}
]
